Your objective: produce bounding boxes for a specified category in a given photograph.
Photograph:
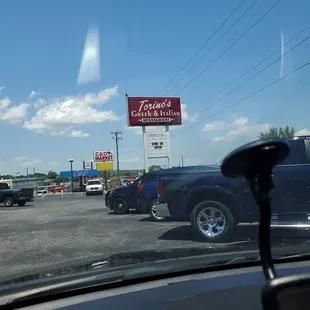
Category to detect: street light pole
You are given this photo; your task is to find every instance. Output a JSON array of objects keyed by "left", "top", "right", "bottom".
[{"left": 69, "top": 159, "right": 74, "bottom": 192}]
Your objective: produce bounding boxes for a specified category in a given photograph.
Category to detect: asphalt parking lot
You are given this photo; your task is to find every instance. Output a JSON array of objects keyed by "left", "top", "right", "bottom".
[{"left": 0, "top": 194, "right": 309, "bottom": 279}]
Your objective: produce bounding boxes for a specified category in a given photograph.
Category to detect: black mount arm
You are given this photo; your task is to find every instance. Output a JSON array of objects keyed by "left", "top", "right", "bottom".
[
  {"left": 247, "top": 168, "right": 276, "bottom": 280},
  {"left": 220, "top": 138, "right": 290, "bottom": 282}
]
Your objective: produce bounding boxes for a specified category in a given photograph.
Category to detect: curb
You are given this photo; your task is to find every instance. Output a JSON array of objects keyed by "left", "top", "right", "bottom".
[{"left": 35, "top": 192, "right": 87, "bottom": 198}]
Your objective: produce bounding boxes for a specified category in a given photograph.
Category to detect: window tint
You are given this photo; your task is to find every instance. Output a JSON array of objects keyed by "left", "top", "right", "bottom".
[
  {"left": 0, "top": 183, "right": 8, "bottom": 189},
  {"left": 280, "top": 139, "right": 308, "bottom": 165},
  {"left": 87, "top": 181, "right": 100, "bottom": 185},
  {"left": 141, "top": 173, "right": 157, "bottom": 182}
]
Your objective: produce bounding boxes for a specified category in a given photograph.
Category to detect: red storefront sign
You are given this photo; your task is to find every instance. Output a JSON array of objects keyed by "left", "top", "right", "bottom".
[
  {"left": 93, "top": 151, "right": 114, "bottom": 162},
  {"left": 127, "top": 97, "right": 182, "bottom": 126},
  {"left": 48, "top": 185, "right": 64, "bottom": 192}
]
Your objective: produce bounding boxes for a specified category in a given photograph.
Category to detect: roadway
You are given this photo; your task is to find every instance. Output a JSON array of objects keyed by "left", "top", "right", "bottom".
[{"left": 0, "top": 194, "right": 308, "bottom": 279}]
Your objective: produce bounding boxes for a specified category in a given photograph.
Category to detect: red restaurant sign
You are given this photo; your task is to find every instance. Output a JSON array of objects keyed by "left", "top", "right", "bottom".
[{"left": 127, "top": 97, "right": 182, "bottom": 126}]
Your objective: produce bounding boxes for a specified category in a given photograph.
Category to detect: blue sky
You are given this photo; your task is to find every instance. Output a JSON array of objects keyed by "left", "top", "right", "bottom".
[{"left": 0, "top": 0, "right": 309, "bottom": 174}]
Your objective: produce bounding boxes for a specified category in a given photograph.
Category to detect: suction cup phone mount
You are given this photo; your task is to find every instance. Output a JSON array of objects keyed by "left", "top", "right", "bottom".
[
  {"left": 221, "top": 138, "right": 290, "bottom": 281},
  {"left": 221, "top": 138, "right": 310, "bottom": 310}
]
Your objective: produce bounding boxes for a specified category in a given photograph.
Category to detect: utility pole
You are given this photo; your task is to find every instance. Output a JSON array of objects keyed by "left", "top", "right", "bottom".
[
  {"left": 111, "top": 131, "right": 122, "bottom": 184},
  {"left": 26, "top": 167, "right": 29, "bottom": 177},
  {"left": 33, "top": 167, "right": 35, "bottom": 175},
  {"left": 181, "top": 156, "right": 184, "bottom": 167}
]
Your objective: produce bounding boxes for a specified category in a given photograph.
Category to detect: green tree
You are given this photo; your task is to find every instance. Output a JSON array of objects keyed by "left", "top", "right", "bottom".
[
  {"left": 148, "top": 165, "right": 161, "bottom": 172},
  {"left": 47, "top": 171, "right": 58, "bottom": 179},
  {"left": 258, "top": 126, "right": 295, "bottom": 139}
]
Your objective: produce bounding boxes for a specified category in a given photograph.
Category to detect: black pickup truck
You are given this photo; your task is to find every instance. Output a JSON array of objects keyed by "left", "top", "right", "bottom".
[
  {"left": 0, "top": 183, "right": 33, "bottom": 207},
  {"left": 155, "top": 136, "right": 310, "bottom": 242}
]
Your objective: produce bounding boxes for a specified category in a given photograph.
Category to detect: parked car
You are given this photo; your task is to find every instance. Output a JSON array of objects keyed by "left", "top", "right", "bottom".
[
  {"left": 0, "top": 183, "right": 34, "bottom": 207},
  {"left": 105, "top": 166, "right": 219, "bottom": 215},
  {"left": 37, "top": 190, "right": 47, "bottom": 196},
  {"left": 105, "top": 173, "right": 155, "bottom": 214},
  {"left": 85, "top": 180, "right": 104, "bottom": 196},
  {"left": 155, "top": 136, "right": 310, "bottom": 242}
]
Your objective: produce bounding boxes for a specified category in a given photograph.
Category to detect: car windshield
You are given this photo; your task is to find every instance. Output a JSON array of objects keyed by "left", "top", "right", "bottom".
[
  {"left": 0, "top": 0, "right": 309, "bottom": 286},
  {"left": 87, "top": 181, "right": 101, "bottom": 185}
]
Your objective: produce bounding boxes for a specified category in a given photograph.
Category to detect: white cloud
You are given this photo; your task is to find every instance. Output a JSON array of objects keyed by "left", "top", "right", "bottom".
[
  {"left": 295, "top": 128, "right": 310, "bottom": 136},
  {"left": 20, "top": 159, "right": 42, "bottom": 167},
  {"left": 28, "top": 90, "right": 42, "bottom": 100},
  {"left": 77, "top": 25, "right": 100, "bottom": 85},
  {"left": 232, "top": 116, "right": 248, "bottom": 126},
  {"left": 23, "top": 86, "right": 119, "bottom": 137},
  {"left": 125, "top": 126, "right": 143, "bottom": 136},
  {"left": 211, "top": 116, "right": 271, "bottom": 142},
  {"left": 48, "top": 161, "right": 60, "bottom": 166},
  {"left": 0, "top": 96, "right": 29, "bottom": 124},
  {"left": 14, "top": 156, "right": 28, "bottom": 161},
  {"left": 70, "top": 130, "right": 89, "bottom": 138},
  {"left": 120, "top": 156, "right": 140, "bottom": 163},
  {"left": 181, "top": 103, "right": 198, "bottom": 122},
  {"left": 202, "top": 121, "right": 226, "bottom": 131},
  {"left": 212, "top": 136, "right": 225, "bottom": 142}
]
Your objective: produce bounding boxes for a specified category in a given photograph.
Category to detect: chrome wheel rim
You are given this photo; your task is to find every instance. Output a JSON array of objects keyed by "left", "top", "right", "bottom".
[
  {"left": 151, "top": 202, "right": 165, "bottom": 220},
  {"left": 5, "top": 199, "right": 13, "bottom": 207},
  {"left": 197, "top": 206, "right": 226, "bottom": 237}
]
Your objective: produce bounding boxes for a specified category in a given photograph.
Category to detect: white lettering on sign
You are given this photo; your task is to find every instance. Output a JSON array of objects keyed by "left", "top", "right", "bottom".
[
  {"left": 93, "top": 151, "right": 114, "bottom": 162},
  {"left": 138, "top": 99, "right": 171, "bottom": 113}
]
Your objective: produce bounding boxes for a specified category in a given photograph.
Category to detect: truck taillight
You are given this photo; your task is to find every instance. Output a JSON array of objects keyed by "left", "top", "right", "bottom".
[
  {"left": 18, "top": 190, "right": 22, "bottom": 195},
  {"left": 138, "top": 184, "right": 144, "bottom": 192},
  {"left": 157, "top": 182, "right": 163, "bottom": 198}
]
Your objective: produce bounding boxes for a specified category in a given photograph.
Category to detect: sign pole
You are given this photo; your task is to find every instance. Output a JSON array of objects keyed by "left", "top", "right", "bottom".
[
  {"left": 142, "top": 126, "right": 148, "bottom": 173},
  {"left": 104, "top": 171, "right": 108, "bottom": 191},
  {"left": 166, "top": 125, "right": 172, "bottom": 168}
]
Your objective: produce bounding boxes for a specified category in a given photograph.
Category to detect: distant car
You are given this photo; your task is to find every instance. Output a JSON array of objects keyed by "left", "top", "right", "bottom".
[
  {"left": 37, "top": 190, "right": 47, "bottom": 196},
  {"left": 85, "top": 180, "right": 104, "bottom": 196}
]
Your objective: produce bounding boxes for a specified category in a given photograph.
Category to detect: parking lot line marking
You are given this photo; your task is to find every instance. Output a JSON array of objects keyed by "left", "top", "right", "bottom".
[{"left": 63, "top": 200, "right": 84, "bottom": 204}]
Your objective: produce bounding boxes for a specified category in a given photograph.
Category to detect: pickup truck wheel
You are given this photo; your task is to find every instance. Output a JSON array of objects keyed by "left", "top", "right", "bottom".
[
  {"left": 149, "top": 199, "right": 169, "bottom": 222},
  {"left": 112, "top": 197, "right": 130, "bottom": 214},
  {"left": 4, "top": 197, "right": 14, "bottom": 207},
  {"left": 190, "top": 201, "right": 235, "bottom": 243}
]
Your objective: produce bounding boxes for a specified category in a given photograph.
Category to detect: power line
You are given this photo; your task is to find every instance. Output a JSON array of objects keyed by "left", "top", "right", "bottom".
[
  {"left": 162, "top": 0, "right": 258, "bottom": 96},
  {"left": 173, "top": 0, "right": 281, "bottom": 96},
  {"left": 122, "top": 143, "right": 141, "bottom": 148},
  {"left": 156, "top": 0, "right": 246, "bottom": 96},
  {"left": 121, "top": 25, "right": 309, "bottom": 154},
  {"left": 180, "top": 24, "right": 310, "bottom": 125},
  {"left": 120, "top": 60, "right": 310, "bottom": 155},
  {"left": 172, "top": 60, "right": 310, "bottom": 137},
  {"left": 172, "top": 31, "right": 310, "bottom": 136},
  {"left": 120, "top": 147, "right": 142, "bottom": 155},
  {"left": 296, "top": 124, "right": 310, "bottom": 132}
]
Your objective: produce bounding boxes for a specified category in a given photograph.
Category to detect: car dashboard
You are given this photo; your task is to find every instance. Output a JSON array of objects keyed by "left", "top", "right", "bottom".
[{"left": 17, "top": 260, "right": 310, "bottom": 310}]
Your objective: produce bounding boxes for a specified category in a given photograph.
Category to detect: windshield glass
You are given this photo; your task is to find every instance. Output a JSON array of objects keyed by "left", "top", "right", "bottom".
[
  {"left": 87, "top": 181, "right": 101, "bottom": 185},
  {"left": 0, "top": 0, "right": 309, "bottom": 284}
]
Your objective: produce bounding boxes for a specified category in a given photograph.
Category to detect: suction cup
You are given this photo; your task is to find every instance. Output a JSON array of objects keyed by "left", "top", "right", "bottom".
[{"left": 220, "top": 138, "right": 290, "bottom": 178}]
